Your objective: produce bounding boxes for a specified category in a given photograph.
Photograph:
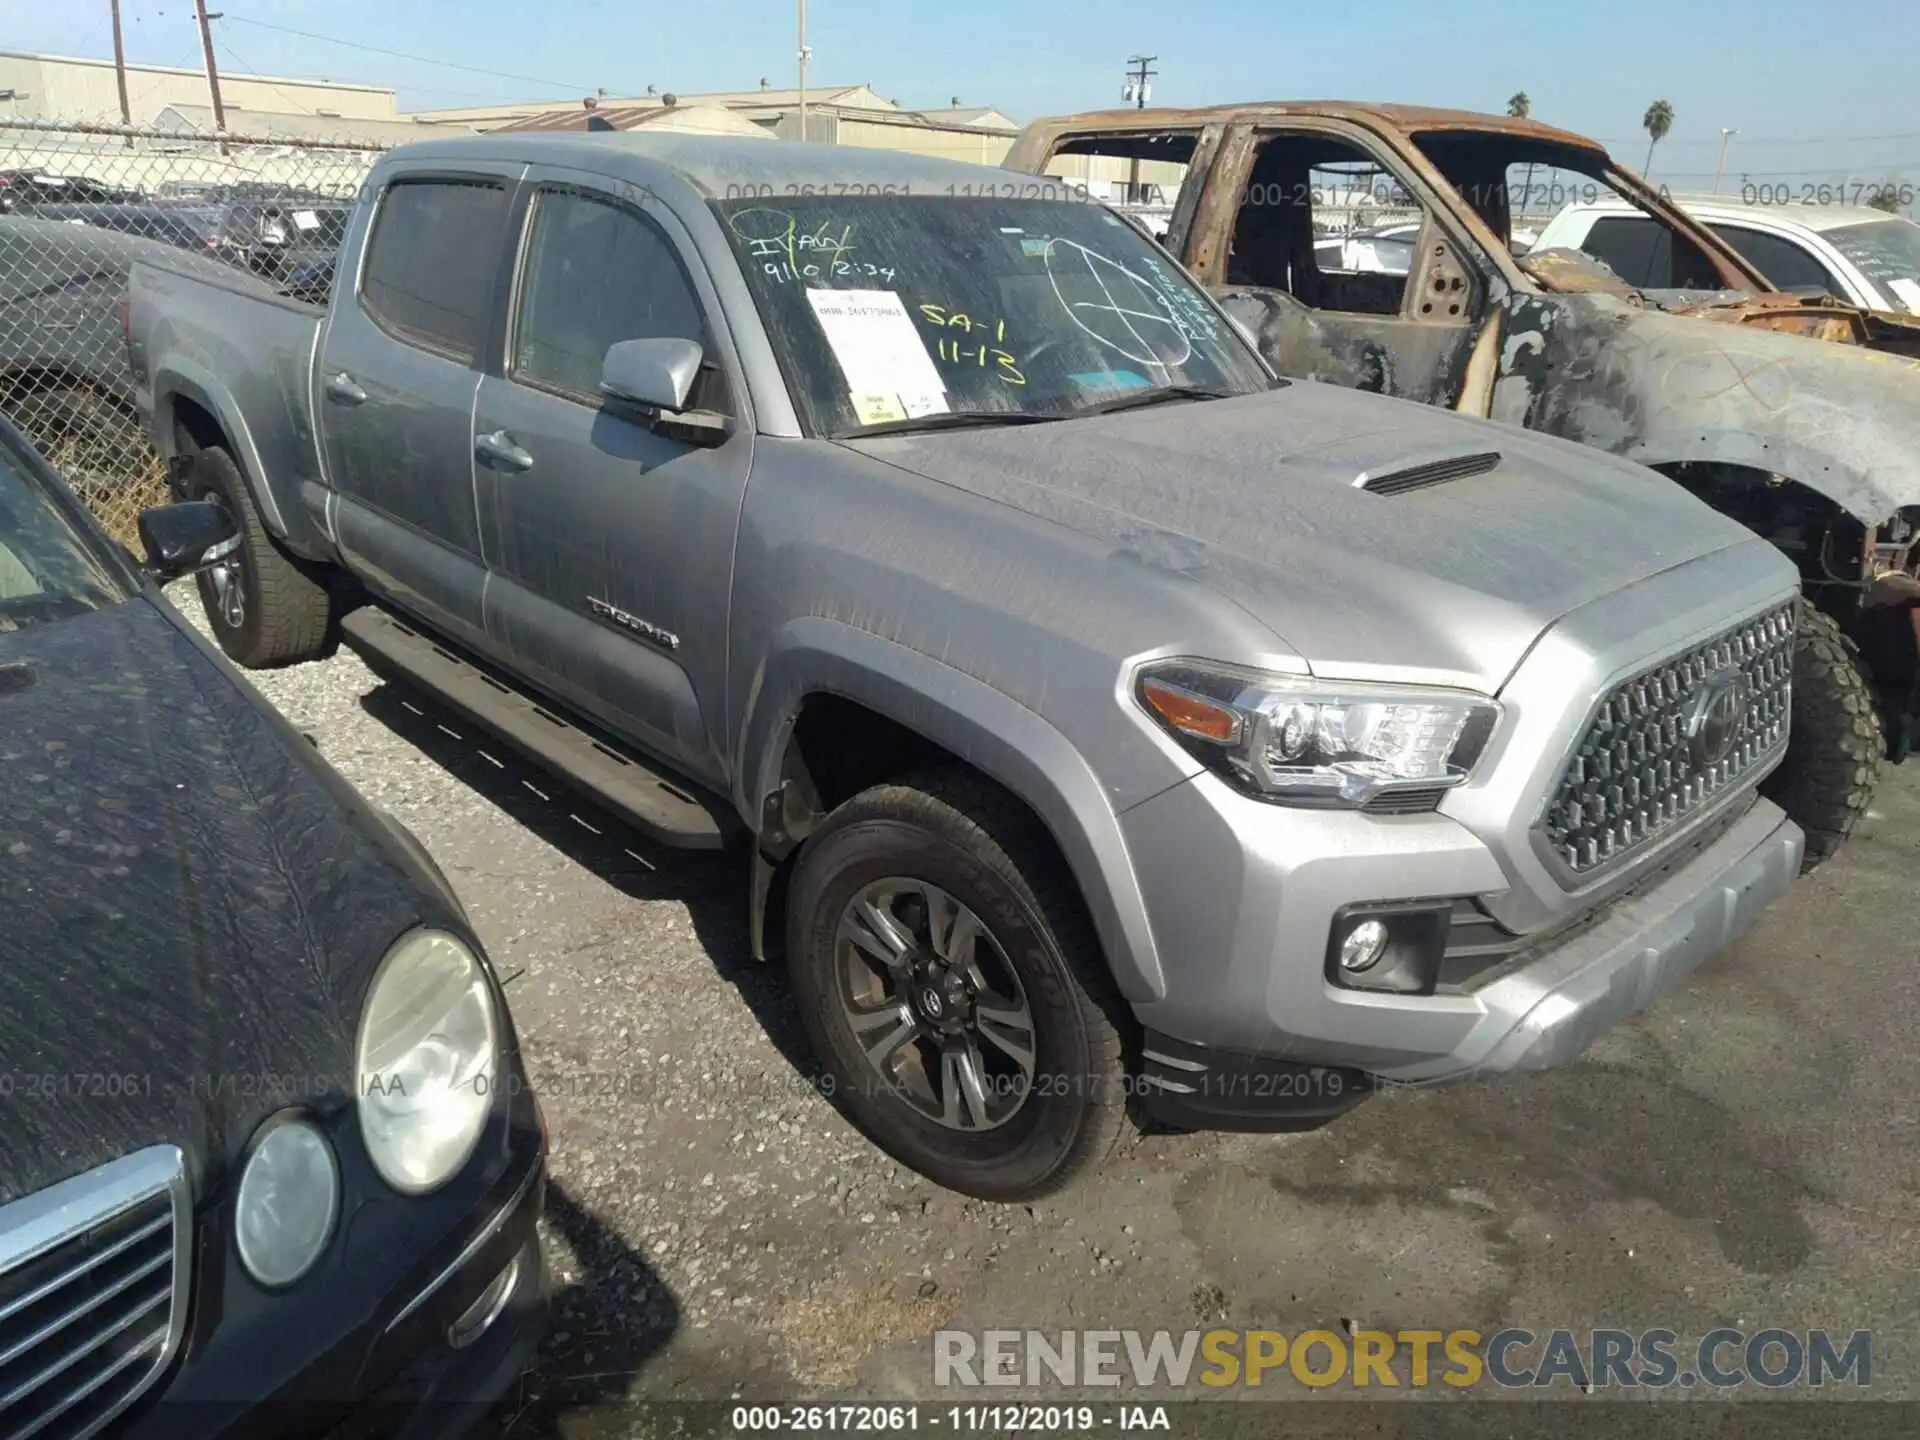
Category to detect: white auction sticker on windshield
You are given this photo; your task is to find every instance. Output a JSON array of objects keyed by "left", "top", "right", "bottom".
[
  {"left": 805, "top": 289, "right": 947, "bottom": 413},
  {"left": 292, "top": 209, "right": 322, "bottom": 232},
  {"left": 1889, "top": 277, "right": 1920, "bottom": 313}
]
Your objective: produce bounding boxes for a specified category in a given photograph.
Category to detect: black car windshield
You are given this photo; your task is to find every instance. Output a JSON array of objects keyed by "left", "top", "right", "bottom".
[
  {"left": 0, "top": 432, "right": 124, "bottom": 631},
  {"left": 713, "top": 193, "right": 1272, "bottom": 437}
]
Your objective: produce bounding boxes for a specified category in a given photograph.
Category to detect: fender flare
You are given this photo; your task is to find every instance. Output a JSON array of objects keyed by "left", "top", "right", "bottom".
[
  {"left": 1623, "top": 429, "right": 1910, "bottom": 529},
  {"left": 735, "top": 616, "right": 1168, "bottom": 1003},
  {"left": 151, "top": 361, "right": 291, "bottom": 538}
]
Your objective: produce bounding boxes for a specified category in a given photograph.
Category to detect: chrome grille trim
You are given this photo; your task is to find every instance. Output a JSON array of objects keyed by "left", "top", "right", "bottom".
[
  {"left": 1536, "top": 602, "right": 1795, "bottom": 884},
  {"left": 0, "top": 1147, "right": 191, "bottom": 1440}
]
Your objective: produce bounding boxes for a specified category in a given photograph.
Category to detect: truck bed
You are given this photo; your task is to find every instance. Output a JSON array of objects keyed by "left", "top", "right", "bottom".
[{"left": 128, "top": 252, "right": 330, "bottom": 551}]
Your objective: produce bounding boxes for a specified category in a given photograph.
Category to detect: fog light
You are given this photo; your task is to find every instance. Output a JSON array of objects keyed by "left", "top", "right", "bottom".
[
  {"left": 1338, "top": 919, "right": 1391, "bottom": 972},
  {"left": 236, "top": 1116, "right": 338, "bottom": 1288},
  {"left": 449, "top": 1250, "right": 521, "bottom": 1350}
]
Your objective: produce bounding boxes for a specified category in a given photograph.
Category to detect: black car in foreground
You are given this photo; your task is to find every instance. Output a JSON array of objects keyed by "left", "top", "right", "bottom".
[{"left": 0, "top": 413, "right": 547, "bottom": 1437}]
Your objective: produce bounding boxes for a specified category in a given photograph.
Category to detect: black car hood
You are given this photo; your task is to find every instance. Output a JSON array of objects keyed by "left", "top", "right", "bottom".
[{"left": 0, "top": 597, "right": 460, "bottom": 1205}]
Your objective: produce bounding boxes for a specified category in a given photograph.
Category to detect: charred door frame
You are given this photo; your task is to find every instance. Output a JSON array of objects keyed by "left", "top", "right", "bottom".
[{"left": 1188, "top": 117, "right": 1500, "bottom": 408}]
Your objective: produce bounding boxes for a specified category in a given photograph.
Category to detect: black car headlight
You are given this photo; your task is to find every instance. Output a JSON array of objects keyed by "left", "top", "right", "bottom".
[
  {"left": 356, "top": 930, "right": 499, "bottom": 1195},
  {"left": 1137, "top": 659, "right": 1501, "bottom": 808}
]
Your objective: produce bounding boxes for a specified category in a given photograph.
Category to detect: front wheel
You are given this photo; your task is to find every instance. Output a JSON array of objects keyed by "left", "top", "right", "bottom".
[
  {"left": 785, "top": 769, "right": 1129, "bottom": 1201},
  {"left": 1761, "top": 599, "right": 1885, "bottom": 872}
]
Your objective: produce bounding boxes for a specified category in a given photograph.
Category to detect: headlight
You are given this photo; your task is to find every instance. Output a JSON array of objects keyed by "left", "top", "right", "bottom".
[
  {"left": 357, "top": 929, "right": 499, "bottom": 1195},
  {"left": 235, "top": 1116, "right": 338, "bottom": 1287},
  {"left": 1136, "top": 659, "right": 1501, "bottom": 807}
]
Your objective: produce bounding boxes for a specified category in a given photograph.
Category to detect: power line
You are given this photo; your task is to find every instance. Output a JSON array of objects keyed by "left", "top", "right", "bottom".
[
  {"left": 221, "top": 14, "right": 596, "bottom": 95},
  {"left": 1592, "top": 130, "right": 1920, "bottom": 149}
]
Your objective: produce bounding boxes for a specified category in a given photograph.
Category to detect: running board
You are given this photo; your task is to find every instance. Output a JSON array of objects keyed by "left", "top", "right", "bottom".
[{"left": 340, "top": 606, "right": 729, "bottom": 850}]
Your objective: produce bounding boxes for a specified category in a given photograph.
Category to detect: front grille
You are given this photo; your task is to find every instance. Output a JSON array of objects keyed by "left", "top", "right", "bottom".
[
  {"left": 1540, "top": 603, "right": 1795, "bottom": 881},
  {"left": 0, "top": 1148, "right": 190, "bottom": 1440}
]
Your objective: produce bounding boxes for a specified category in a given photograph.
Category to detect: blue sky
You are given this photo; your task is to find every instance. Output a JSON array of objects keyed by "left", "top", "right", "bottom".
[{"left": 7, "top": 0, "right": 1920, "bottom": 186}]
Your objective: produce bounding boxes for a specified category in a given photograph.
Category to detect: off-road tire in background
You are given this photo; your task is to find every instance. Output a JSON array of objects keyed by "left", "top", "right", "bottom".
[
  {"left": 179, "top": 445, "right": 336, "bottom": 669},
  {"left": 1761, "top": 599, "right": 1884, "bottom": 873},
  {"left": 786, "top": 767, "right": 1131, "bottom": 1201}
]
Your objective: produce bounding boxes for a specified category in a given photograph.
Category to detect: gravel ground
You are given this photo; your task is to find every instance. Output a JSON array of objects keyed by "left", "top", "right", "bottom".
[{"left": 166, "top": 583, "right": 1920, "bottom": 1437}]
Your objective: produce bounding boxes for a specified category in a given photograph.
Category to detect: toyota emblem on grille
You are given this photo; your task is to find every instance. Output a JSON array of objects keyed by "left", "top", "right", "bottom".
[{"left": 1684, "top": 668, "right": 1750, "bottom": 769}]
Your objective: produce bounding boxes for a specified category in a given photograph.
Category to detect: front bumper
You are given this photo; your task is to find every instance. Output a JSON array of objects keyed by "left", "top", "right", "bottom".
[{"left": 1123, "top": 769, "right": 1802, "bottom": 1122}]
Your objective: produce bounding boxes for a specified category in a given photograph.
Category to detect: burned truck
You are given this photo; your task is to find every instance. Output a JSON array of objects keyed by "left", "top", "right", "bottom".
[{"left": 1006, "top": 102, "right": 1920, "bottom": 867}]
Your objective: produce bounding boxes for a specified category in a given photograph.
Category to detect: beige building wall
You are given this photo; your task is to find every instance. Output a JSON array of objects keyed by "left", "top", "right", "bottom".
[
  {"left": 0, "top": 51, "right": 396, "bottom": 123},
  {"left": 1039, "top": 151, "right": 1188, "bottom": 200},
  {"left": 832, "top": 116, "right": 1013, "bottom": 167}
]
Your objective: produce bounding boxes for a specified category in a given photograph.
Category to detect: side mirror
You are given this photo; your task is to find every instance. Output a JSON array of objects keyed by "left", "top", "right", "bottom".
[
  {"left": 137, "top": 500, "right": 239, "bottom": 584},
  {"left": 601, "top": 337, "right": 704, "bottom": 414}
]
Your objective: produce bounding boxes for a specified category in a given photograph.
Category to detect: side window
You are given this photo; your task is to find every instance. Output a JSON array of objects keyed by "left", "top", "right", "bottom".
[
  {"left": 512, "top": 186, "right": 721, "bottom": 408},
  {"left": 1579, "top": 215, "right": 1670, "bottom": 288},
  {"left": 1576, "top": 211, "right": 1725, "bottom": 291},
  {"left": 1226, "top": 133, "right": 1414, "bottom": 316},
  {"left": 1706, "top": 223, "right": 1847, "bottom": 297},
  {"left": 1037, "top": 130, "right": 1200, "bottom": 242},
  {"left": 360, "top": 178, "right": 511, "bottom": 363}
]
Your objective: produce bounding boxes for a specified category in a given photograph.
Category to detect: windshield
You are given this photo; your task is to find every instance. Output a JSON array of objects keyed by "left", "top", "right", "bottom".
[
  {"left": 713, "top": 194, "right": 1272, "bottom": 436},
  {"left": 0, "top": 431, "right": 125, "bottom": 632},
  {"left": 1411, "top": 132, "right": 1738, "bottom": 291},
  {"left": 1821, "top": 219, "right": 1920, "bottom": 309}
]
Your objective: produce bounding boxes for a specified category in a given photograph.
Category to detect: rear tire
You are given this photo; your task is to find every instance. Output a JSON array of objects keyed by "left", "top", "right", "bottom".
[
  {"left": 785, "top": 768, "right": 1130, "bottom": 1201},
  {"left": 179, "top": 445, "right": 335, "bottom": 669},
  {"left": 1761, "top": 599, "right": 1884, "bottom": 872}
]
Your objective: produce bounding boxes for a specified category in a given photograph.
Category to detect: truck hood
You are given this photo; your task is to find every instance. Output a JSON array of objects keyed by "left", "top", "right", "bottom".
[
  {"left": 0, "top": 597, "right": 460, "bottom": 1205},
  {"left": 843, "top": 383, "right": 1755, "bottom": 691}
]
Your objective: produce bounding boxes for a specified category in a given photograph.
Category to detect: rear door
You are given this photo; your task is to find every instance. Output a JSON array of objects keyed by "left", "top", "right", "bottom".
[
  {"left": 317, "top": 160, "right": 523, "bottom": 653},
  {"left": 470, "top": 172, "right": 752, "bottom": 787}
]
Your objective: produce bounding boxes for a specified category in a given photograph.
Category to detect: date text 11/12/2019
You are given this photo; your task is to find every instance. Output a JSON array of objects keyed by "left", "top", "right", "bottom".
[{"left": 729, "top": 1404, "right": 1173, "bottom": 1433}]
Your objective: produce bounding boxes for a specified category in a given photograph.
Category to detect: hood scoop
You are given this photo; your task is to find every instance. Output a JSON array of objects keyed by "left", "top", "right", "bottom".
[{"left": 1355, "top": 450, "right": 1501, "bottom": 496}]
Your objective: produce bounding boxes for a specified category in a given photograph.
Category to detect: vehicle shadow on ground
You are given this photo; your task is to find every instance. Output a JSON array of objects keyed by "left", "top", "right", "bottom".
[
  {"left": 491, "top": 1181, "right": 681, "bottom": 1438},
  {"left": 356, "top": 680, "right": 824, "bottom": 1087}
]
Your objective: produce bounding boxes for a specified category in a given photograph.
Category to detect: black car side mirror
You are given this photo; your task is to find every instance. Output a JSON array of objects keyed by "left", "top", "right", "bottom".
[{"left": 137, "top": 500, "right": 240, "bottom": 584}]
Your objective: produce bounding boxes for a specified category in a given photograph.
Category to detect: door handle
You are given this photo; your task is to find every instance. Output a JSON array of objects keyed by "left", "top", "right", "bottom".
[
  {"left": 324, "top": 371, "right": 367, "bottom": 406},
  {"left": 475, "top": 429, "right": 534, "bottom": 472}
]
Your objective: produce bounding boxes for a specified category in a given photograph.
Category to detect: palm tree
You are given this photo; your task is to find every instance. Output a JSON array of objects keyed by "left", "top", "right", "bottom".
[
  {"left": 1508, "top": 93, "right": 1534, "bottom": 219},
  {"left": 1642, "top": 99, "right": 1675, "bottom": 178}
]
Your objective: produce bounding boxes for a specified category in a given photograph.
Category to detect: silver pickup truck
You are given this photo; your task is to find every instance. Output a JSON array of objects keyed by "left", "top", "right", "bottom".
[{"left": 128, "top": 133, "right": 1806, "bottom": 1201}]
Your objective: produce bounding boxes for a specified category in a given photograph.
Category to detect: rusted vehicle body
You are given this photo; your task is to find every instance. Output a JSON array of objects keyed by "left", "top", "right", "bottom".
[{"left": 1006, "top": 102, "right": 1920, "bottom": 866}]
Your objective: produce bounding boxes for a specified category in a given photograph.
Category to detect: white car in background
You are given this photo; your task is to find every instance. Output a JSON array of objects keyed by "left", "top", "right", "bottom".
[{"left": 1533, "top": 194, "right": 1920, "bottom": 314}]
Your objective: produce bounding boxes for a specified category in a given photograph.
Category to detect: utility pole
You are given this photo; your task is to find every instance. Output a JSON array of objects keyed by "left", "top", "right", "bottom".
[
  {"left": 1713, "top": 128, "right": 1737, "bottom": 193},
  {"left": 109, "top": 0, "right": 133, "bottom": 143},
  {"left": 193, "top": 0, "right": 229, "bottom": 153},
  {"left": 1122, "top": 55, "right": 1157, "bottom": 204},
  {"left": 796, "top": 0, "right": 811, "bottom": 143}
]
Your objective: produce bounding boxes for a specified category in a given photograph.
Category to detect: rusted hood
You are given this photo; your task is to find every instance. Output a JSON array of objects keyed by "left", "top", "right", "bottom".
[{"left": 1522, "top": 292, "right": 1920, "bottom": 521}]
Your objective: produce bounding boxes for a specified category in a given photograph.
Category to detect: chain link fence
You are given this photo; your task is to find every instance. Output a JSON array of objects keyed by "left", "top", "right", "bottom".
[{"left": 0, "top": 116, "right": 386, "bottom": 543}]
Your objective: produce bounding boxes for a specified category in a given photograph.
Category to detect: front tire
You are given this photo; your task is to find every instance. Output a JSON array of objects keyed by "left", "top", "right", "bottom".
[
  {"left": 785, "top": 769, "right": 1129, "bottom": 1201},
  {"left": 1761, "top": 598, "right": 1885, "bottom": 872},
  {"left": 179, "top": 445, "right": 335, "bottom": 669}
]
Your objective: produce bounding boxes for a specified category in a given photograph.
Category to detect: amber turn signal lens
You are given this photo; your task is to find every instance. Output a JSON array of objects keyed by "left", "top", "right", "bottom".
[{"left": 1142, "top": 677, "right": 1243, "bottom": 744}]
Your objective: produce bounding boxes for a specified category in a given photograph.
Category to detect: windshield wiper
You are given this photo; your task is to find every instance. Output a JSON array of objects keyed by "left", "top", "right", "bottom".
[
  {"left": 1070, "top": 384, "right": 1238, "bottom": 418},
  {"left": 832, "top": 410, "right": 1062, "bottom": 439}
]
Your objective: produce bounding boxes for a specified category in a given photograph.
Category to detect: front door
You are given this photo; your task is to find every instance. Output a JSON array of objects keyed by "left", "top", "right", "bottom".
[
  {"left": 1194, "top": 124, "right": 1486, "bottom": 409},
  {"left": 471, "top": 174, "right": 751, "bottom": 788},
  {"left": 317, "top": 163, "right": 522, "bottom": 653}
]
